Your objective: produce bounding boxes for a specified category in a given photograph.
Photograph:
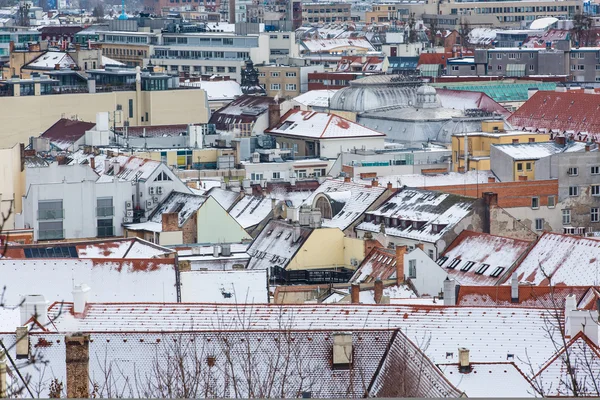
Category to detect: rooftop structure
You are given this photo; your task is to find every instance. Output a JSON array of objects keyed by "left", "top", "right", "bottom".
[
  {"left": 39, "top": 118, "right": 96, "bottom": 151},
  {"left": 491, "top": 141, "right": 586, "bottom": 161}
]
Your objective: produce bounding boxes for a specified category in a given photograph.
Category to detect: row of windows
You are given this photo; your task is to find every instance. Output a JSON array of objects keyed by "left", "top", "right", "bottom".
[
  {"left": 438, "top": 257, "right": 504, "bottom": 277},
  {"left": 270, "top": 83, "right": 297, "bottom": 91},
  {"left": 305, "top": 8, "right": 350, "bottom": 13},
  {"left": 489, "top": 53, "right": 535, "bottom": 59},
  {"left": 102, "top": 47, "right": 148, "bottom": 58},
  {"left": 566, "top": 166, "right": 600, "bottom": 176},
  {"left": 533, "top": 208, "right": 600, "bottom": 228},
  {"left": 259, "top": 71, "right": 297, "bottom": 77},
  {"left": 304, "top": 17, "right": 350, "bottom": 22},
  {"left": 567, "top": 185, "right": 600, "bottom": 197},
  {"left": 269, "top": 35, "right": 290, "bottom": 39},
  {"left": 169, "top": 65, "right": 237, "bottom": 73},
  {"left": 103, "top": 35, "right": 150, "bottom": 44},
  {"left": 154, "top": 49, "right": 249, "bottom": 60}
]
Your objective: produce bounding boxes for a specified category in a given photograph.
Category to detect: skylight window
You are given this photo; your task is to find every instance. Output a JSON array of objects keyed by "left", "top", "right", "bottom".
[
  {"left": 436, "top": 256, "right": 448, "bottom": 266},
  {"left": 447, "top": 258, "right": 461, "bottom": 269},
  {"left": 475, "top": 264, "right": 490, "bottom": 275},
  {"left": 460, "top": 261, "right": 475, "bottom": 272},
  {"left": 490, "top": 267, "right": 505, "bottom": 278}
]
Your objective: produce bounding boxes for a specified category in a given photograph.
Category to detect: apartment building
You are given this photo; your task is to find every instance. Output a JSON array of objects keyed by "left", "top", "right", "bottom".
[
  {"left": 98, "top": 31, "right": 158, "bottom": 67},
  {"left": 143, "top": 0, "right": 221, "bottom": 14},
  {"left": 146, "top": 32, "right": 271, "bottom": 82},
  {"left": 258, "top": 64, "right": 324, "bottom": 98},
  {"left": 0, "top": 29, "right": 41, "bottom": 63},
  {"left": 302, "top": 2, "right": 351, "bottom": 24},
  {"left": 266, "top": 31, "right": 299, "bottom": 64}
]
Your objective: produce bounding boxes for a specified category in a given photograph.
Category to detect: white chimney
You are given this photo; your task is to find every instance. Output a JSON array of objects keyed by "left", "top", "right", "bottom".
[
  {"left": 584, "top": 86, "right": 595, "bottom": 95},
  {"left": 443, "top": 278, "right": 457, "bottom": 306},
  {"left": 95, "top": 112, "right": 109, "bottom": 131},
  {"left": 104, "top": 158, "right": 111, "bottom": 173},
  {"left": 20, "top": 295, "right": 48, "bottom": 326},
  {"left": 458, "top": 347, "right": 471, "bottom": 373},
  {"left": 222, "top": 243, "right": 231, "bottom": 257},
  {"left": 510, "top": 273, "right": 519, "bottom": 303},
  {"left": 213, "top": 244, "right": 220, "bottom": 257},
  {"left": 72, "top": 284, "right": 91, "bottom": 314}
]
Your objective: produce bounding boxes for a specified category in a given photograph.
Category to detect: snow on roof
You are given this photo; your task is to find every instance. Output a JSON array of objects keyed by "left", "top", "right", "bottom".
[
  {"left": 438, "top": 363, "right": 535, "bottom": 397},
  {"left": 268, "top": 109, "right": 385, "bottom": 140},
  {"left": 180, "top": 79, "right": 242, "bottom": 101},
  {"left": 301, "top": 38, "right": 375, "bottom": 53},
  {"left": 123, "top": 221, "right": 163, "bottom": 233},
  {"left": 177, "top": 243, "right": 250, "bottom": 270},
  {"left": 302, "top": 178, "right": 387, "bottom": 230},
  {"left": 357, "top": 189, "right": 476, "bottom": 243},
  {"left": 25, "top": 50, "right": 75, "bottom": 69},
  {"left": 40, "top": 118, "right": 96, "bottom": 149},
  {"left": 293, "top": 89, "right": 339, "bottom": 108},
  {"left": 247, "top": 220, "right": 313, "bottom": 270},
  {"left": 457, "top": 285, "right": 593, "bottom": 308},
  {"left": 533, "top": 333, "right": 600, "bottom": 396},
  {"left": 149, "top": 191, "right": 207, "bottom": 227},
  {"left": 0, "top": 308, "right": 20, "bottom": 333},
  {"left": 492, "top": 141, "right": 586, "bottom": 160},
  {"left": 230, "top": 191, "right": 312, "bottom": 229},
  {"left": 207, "top": 187, "right": 240, "bottom": 210},
  {"left": 101, "top": 55, "right": 124, "bottom": 66},
  {"left": 44, "top": 303, "right": 564, "bottom": 373},
  {"left": 351, "top": 247, "right": 397, "bottom": 283},
  {"left": 363, "top": 170, "right": 493, "bottom": 189},
  {"left": 68, "top": 151, "right": 166, "bottom": 183},
  {"left": 440, "top": 231, "right": 532, "bottom": 286},
  {"left": 511, "top": 232, "right": 600, "bottom": 286},
  {"left": 0, "top": 259, "right": 178, "bottom": 307},
  {"left": 180, "top": 270, "right": 268, "bottom": 303},
  {"left": 529, "top": 16, "right": 558, "bottom": 30},
  {"left": 468, "top": 28, "right": 497, "bottom": 45}
]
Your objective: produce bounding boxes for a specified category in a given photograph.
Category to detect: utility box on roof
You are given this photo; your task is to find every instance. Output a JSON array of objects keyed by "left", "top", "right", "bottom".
[{"left": 333, "top": 333, "right": 353, "bottom": 366}]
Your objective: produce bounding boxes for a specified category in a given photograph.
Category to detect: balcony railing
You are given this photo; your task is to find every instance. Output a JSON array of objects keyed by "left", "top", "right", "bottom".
[
  {"left": 96, "top": 206, "right": 115, "bottom": 217},
  {"left": 38, "top": 229, "right": 64, "bottom": 241},
  {"left": 97, "top": 226, "right": 115, "bottom": 237},
  {"left": 38, "top": 209, "right": 64, "bottom": 220}
]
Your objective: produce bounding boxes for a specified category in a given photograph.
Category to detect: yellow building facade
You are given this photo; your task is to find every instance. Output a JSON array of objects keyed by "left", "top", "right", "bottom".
[
  {"left": 0, "top": 143, "right": 26, "bottom": 230},
  {"left": 452, "top": 121, "right": 550, "bottom": 172}
]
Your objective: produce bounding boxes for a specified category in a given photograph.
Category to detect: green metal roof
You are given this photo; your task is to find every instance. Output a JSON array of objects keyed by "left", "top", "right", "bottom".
[{"left": 431, "top": 81, "right": 557, "bottom": 102}]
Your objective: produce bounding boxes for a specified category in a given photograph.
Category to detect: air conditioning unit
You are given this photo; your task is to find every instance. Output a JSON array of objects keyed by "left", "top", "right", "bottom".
[
  {"left": 153, "top": 196, "right": 159, "bottom": 202},
  {"left": 123, "top": 217, "right": 133, "bottom": 223},
  {"left": 149, "top": 187, "right": 155, "bottom": 195},
  {"left": 157, "top": 186, "right": 163, "bottom": 195},
  {"left": 125, "top": 201, "right": 133, "bottom": 209},
  {"left": 126, "top": 210, "right": 134, "bottom": 217},
  {"left": 146, "top": 200, "right": 153, "bottom": 208}
]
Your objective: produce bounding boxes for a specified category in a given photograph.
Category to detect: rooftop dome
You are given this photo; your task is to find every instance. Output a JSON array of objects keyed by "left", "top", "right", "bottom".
[{"left": 417, "top": 85, "right": 437, "bottom": 96}]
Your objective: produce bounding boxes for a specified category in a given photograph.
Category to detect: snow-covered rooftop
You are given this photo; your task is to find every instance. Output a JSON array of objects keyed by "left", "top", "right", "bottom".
[
  {"left": 438, "top": 363, "right": 535, "bottom": 397},
  {"left": 149, "top": 191, "right": 207, "bottom": 227},
  {"left": 441, "top": 231, "right": 532, "bottom": 286},
  {"left": 247, "top": 220, "right": 312, "bottom": 270},
  {"left": 269, "top": 109, "right": 385, "bottom": 140},
  {"left": 180, "top": 270, "right": 268, "bottom": 303},
  {"left": 361, "top": 171, "right": 493, "bottom": 189},
  {"left": 492, "top": 141, "right": 586, "bottom": 160},
  {"left": 301, "top": 38, "right": 375, "bottom": 53},
  {"left": 180, "top": 79, "right": 242, "bottom": 101},
  {"left": 230, "top": 191, "right": 312, "bottom": 229},
  {"left": 302, "top": 178, "right": 387, "bottom": 230},
  {"left": 351, "top": 247, "right": 397, "bottom": 283},
  {"left": 25, "top": 51, "right": 75, "bottom": 69},
  {"left": 207, "top": 187, "right": 240, "bottom": 211},
  {"left": 293, "top": 89, "right": 339, "bottom": 108},
  {"left": 511, "top": 232, "right": 600, "bottom": 286},
  {"left": 357, "top": 189, "right": 476, "bottom": 243}
]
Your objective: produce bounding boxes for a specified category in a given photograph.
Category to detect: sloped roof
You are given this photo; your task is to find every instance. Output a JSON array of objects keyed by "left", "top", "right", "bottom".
[
  {"left": 351, "top": 247, "right": 397, "bottom": 283},
  {"left": 457, "top": 285, "right": 593, "bottom": 308},
  {"left": 432, "top": 81, "right": 557, "bottom": 103},
  {"left": 293, "top": 89, "right": 339, "bottom": 108},
  {"left": 24, "top": 50, "right": 76, "bottom": 70},
  {"left": 357, "top": 189, "right": 476, "bottom": 244},
  {"left": 437, "top": 362, "right": 534, "bottom": 397},
  {"left": 181, "top": 79, "right": 242, "bottom": 101},
  {"left": 417, "top": 53, "right": 450, "bottom": 67},
  {"left": 511, "top": 232, "right": 600, "bottom": 286},
  {"left": 0, "top": 258, "right": 178, "bottom": 307},
  {"left": 246, "top": 219, "right": 313, "bottom": 270},
  {"left": 148, "top": 191, "right": 207, "bottom": 227},
  {"left": 302, "top": 178, "right": 388, "bottom": 230},
  {"left": 436, "top": 88, "right": 511, "bottom": 117},
  {"left": 440, "top": 231, "right": 532, "bottom": 286},
  {"left": 68, "top": 152, "right": 167, "bottom": 183},
  {"left": 508, "top": 91, "right": 600, "bottom": 142},
  {"left": 115, "top": 124, "right": 191, "bottom": 138},
  {"left": 268, "top": 109, "right": 385, "bottom": 140},
  {"left": 301, "top": 38, "right": 375, "bottom": 53},
  {"left": 180, "top": 270, "right": 268, "bottom": 303},
  {"left": 533, "top": 332, "right": 600, "bottom": 396},
  {"left": 492, "top": 141, "right": 586, "bottom": 160},
  {"left": 208, "top": 95, "right": 278, "bottom": 130},
  {"left": 207, "top": 187, "right": 241, "bottom": 210},
  {"left": 40, "top": 118, "right": 96, "bottom": 150},
  {"left": 2, "top": 238, "right": 174, "bottom": 259}
]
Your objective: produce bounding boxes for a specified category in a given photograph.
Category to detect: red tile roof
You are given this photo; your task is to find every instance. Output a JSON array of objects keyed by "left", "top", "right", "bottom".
[
  {"left": 508, "top": 91, "right": 600, "bottom": 142},
  {"left": 351, "top": 246, "right": 396, "bottom": 283},
  {"left": 40, "top": 118, "right": 96, "bottom": 145},
  {"left": 417, "top": 52, "right": 450, "bottom": 67}
]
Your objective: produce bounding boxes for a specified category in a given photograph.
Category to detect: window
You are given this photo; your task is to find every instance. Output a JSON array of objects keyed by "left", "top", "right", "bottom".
[
  {"left": 314, "top": 168, "right": 326, "bottom": 177},
  {"left": 530, "top": 53, "right": 534, "bottom": 59},
  {"left": 97, "top": 218, "right": 114, "bottom": 237},
  {"left": 285, "top": 83, "right": 297, "bottom": 91},
  {"left": 297, "top": 169, "right": 307, "bottom": 178},
  {"left": 154, "top": 171, "right": 172, "bottom": 181},
  {"left": 271, "top": 72, "right": 280, "bottom": 77},
  {"left": 571, "top": 53, "right": 576, "bottom": 59},
  {"left": 592, "top": 185, "right": 600, "bottom": 196},
  {"left": 563, "top": 209, "right": 571, "bottom": 225},
  {"left": 548, "top": 195, "right": 556, "bottom": 208},
  {"left": 451, "top": 65, "right": 459, "bottom": 71},
  {"left": 568, "top": 167, "right": 578, "bottom": 176},
  {"left": 270, "top": 83, "right": 281, "bottom": 90},
  {"left": 408, "top": 259, "right": 416, "bottom": 278},
  {"left": 285, "top": 71, "right": 297, "bottom": 77},
  {"left": 96, "top": 197, "right": 114, "bottom": 217},
  {"left": 447, "top": 258, "right": 461, "bottom": 269},
  {"left": 38, "top": 200, "right": 64, "bottom": 220},
  {"left": 128, "top": 99, "right": 133, "bottom": 119},
  {"left": 508, "top": 53, "right": 515, "bottom": 59},
  {"left": 496, "top": 54, "right": 502, "bottom": 59},
  {"left": 436, "top": 256, "right": 448, "bottom": 266},
  {"left": 205, "top": 66, "right": 213, "bottom": 73},
  {"left": 250, "top": 173, "right": 263, "bottom": 181},
  {"left": 529, "top": 64, "right": 534, "bottom": 71},
  {"left": 571, "top": 65, "right": 576, "bottom": 71},
  {"left": 569, "top": 186, "right": 579, "bottom": 196},
  {"left": 460, "top": 261, "right": 475, "bottom": 272},
  {"left": 475, "top": 264, "right": 490, "bottom": 275},
  {"left": 228, "top": 67, "right": 236, "bottom": 73},
  {"left": 535, "top": 218, "right": 544, "bottom": 231},
  {"left": 38, "top": 221, "right": 64, "bottom": 240},
  {"left": 517, "top": 163, "right": 523, "bottom": 171},
  {"left": 272, "top": 172, "right": 281, "bottom": 179},
  {"left": 428, "top": 249, "right": 434, "bottom": 259},
  {"left": 531, "top": 197, "right": 539, "bottom": 209},
  {"left": 258, "top": 72, "right": 265, "bottom": 77},
  {"left": 497, "top": 65, "right": 502, "bottom": 71},
  {"left": 526, "top": 162, "right": 532, "bottom": 171},
  {"left": 578, "top": 65, "right": 585, "bottom": 70},
  {"left": 592, "top": 166, "right": 599, "bottom": 175},
  {"left": 490, "top": 266, "right": 505, "bottom": 278},
  {"left": 592, "top": 207, "right": 599, "bottom": 223},
  {"left": 578, "top": 52, "right": 585, "bottom": 59}
]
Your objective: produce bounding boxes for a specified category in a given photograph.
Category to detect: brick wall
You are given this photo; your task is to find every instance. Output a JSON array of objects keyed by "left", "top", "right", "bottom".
[
  {"left": 424, "top": 180, "right": 558, "bottom": 208},
  {"left": 182, "top": 213, "right": 197, "bottom": 244}
]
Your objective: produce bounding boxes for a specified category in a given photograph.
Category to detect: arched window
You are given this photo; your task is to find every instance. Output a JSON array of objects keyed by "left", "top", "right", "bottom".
[{"left": 314, "top": 196, "right": 332, "bottom": 219}]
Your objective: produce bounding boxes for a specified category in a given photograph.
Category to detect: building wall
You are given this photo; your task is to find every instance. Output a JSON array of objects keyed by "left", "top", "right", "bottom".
[
  {"left": 405, "top": 248, "right": 447, "bottom": 297},
  {"left": 0, "top": 88, "right": 209, "bottom": 147},
  {"left": 159, "top": 231, "right": 184, "bottom": 246},
  {"left": 0, "top": 144, "right": 24, "bottom": 230},
  {"left": 490, "top": 145, "right": 516, "bottom": 182},
  {"left": 302, "top": 2, "right": 351, "bottom": 23},
  {"left": 259, "top": 65, "right": 302, "bottom": 98},
  {"left": 321, "top": 137, "right": 386, "bottom": 159},
  {"left": 101, "top": 44, "right": 151, "bottom": 67},
  {"left": 287, "top": 228, "right": 360, "bottom": 270},
  {"left": 196, "top": 196, "right": 251, "bottom": 244}
]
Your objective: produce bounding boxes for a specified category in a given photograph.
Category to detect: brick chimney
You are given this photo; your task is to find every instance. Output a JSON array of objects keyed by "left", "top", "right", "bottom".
[
  {"left": 395, "top": 245, "right": 407, "bottom": 284},
  {"left": 372, "top": 179, "right": 379, "bottom": 187},
  {"left": 90, "top": 156, "right": 95, "bottom": 170},
  {"left": 555, "top": 135, "right": 566, "bottom": 147},
  {"left": 487, "top": 176, "right": 495, "bottom": 183},
  {"left": 518, "top": 175, "right": 528, "bottom": 181},
  {"left": 162, "top": 212, "right": 179, "bottom": 232},
  {"left": 386, "top": 181, "right": 393, "bottom": 190},
  {"left": 374, "top": 278, "right": 383, "bottom": 304},
  {"left": 268, "top": 103, "right": 281, "bottom": 130},
  {"left": 65, "top": 334, "right": 90, "bottom": 398},
  {"left": 350, "top": 283, "right": 360, "bottom": 304},
  {"left": 344, "top": 176, "right": 351, "bottom": 183}
]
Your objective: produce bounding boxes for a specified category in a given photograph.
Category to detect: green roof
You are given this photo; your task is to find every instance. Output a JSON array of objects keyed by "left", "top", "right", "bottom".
[{"left": 431, "top": 81, "right": 557, "bottom": 102}]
